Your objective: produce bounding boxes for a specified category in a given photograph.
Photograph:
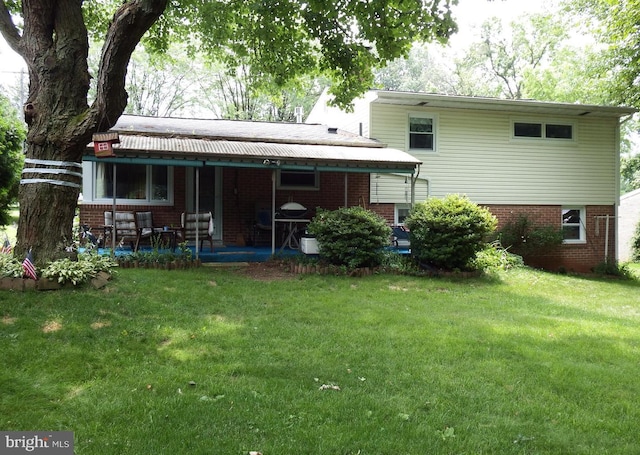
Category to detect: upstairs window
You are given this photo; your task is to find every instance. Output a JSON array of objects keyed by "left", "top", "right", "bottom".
[
  {"left": 409, "top": 114, "right": 436, "bottom": 151},
  {"left": 514, "top": 121, "right": 573, "bottom": 140}
]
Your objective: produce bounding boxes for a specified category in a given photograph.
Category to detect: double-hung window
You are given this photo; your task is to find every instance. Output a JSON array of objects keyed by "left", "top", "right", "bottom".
[
  {"left": 409, "top": 114, "right": 436, "bottom": 151},
  {"left": 94, "top": 162, "right": 172, "bottom": 204},
  {"left": 562, "top": 207, "right": 585, "bottom": 243}
]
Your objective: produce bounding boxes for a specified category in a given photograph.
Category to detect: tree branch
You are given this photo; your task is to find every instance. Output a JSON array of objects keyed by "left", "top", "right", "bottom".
[
  {"left": 79, "top": 0, "right": 168, "bottom": 137},
  {"left": 0, "top": 1, "right": 23, "bottom": 56}
]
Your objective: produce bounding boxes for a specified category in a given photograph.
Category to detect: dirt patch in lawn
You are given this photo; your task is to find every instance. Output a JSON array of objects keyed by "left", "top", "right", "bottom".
[{"left": 238, "top": 261, "right": 295, "bottom": 281}]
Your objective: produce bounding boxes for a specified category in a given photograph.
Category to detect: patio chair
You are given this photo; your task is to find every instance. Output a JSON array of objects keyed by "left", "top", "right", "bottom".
[
  {"left": 135, "top": 211, "right": 163, "bottom": 251},
  {"left": 253, "top": 207, "right": 272, "bottom": 246},
  {"left": 392, "top": 225, "right": 411, "bottom": 249},
  {"left": 180, "top": 212, "right": 214, "bottom": 252},
  {"left": 103, "top": 211, "right": 138, "bottom": 250}
]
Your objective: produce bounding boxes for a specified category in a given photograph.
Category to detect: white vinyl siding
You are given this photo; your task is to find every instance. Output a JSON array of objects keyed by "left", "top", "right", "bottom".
[
  {"left": 370, "top": 173, "right": 429, "bottom": 204},
  {"left": 370, "top": 104, "right": 619, "bottom": 206}
]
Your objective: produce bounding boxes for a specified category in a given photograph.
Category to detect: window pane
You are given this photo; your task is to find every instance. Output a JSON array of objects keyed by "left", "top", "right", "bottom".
[
  {"left": 410, "top": 134, "right": 433, "bottom": 149},
  {"left": 117, "top": 165, "right": 146, "bottom": 199},
  {"left": 562, "top": 208, "right": 582, "bottom": 241},
  {"left": 546, "top": 124, "right": 572, "bottom": 139},
  {"left": 95, "top": 162, "right": 112, "bottom": 199},
  {"left": 410, "top": 117, "right": 433, "bottom": 133},
  {"left": 562, "top": 209, "right": 580, "bottom": 224},
  {"left": 562, "top": 226, "right": 581, "bottom": 240},
  {"left": 151, "top": 166, "right": 168, "bottom": 201},
  {"left": 279, "top": 170, "right": 317, "bottom": 188},
  {"left": 514, "top": 122, "right": 542, "bottom": 137},
  {"left": 95, "top": 163, "right": 146, "bottom": 199}
]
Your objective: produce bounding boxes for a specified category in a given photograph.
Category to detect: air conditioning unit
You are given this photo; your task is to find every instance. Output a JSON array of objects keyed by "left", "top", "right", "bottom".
[{"left": 300, "top": 237, "right": 319, "bottom": 255}]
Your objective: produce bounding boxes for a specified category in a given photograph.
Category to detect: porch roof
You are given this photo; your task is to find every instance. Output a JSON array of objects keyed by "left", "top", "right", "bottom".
[{"left": 85, "top": 115, "right": 421, "bottom": 174}]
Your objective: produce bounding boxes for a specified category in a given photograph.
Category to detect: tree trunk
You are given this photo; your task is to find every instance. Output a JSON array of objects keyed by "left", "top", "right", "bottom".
[{"left": 0, "top": 0, "right": 168, "bottom": 264}]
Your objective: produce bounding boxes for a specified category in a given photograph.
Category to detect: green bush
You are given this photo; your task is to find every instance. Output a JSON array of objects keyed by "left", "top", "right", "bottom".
[
  {"left": 306, "top": 206, "right": 391, "bottom": 269},
  {"left": 405, "top": 194, "right": 497, "bottom": 271},
  {"left": 472, "top": 241, "right": 525, "bottom": 271},
  {"left": 41, "top": 252, "right": 118, "bottom": 285},
  {"left": 497, "top": 214, "right": 563, "bottom": 256},
  {"left": 632, "top": 220, "right": 640, "bottom": 262},
  {"left": 0, "top": 254, "right": 23, "bottom": 278}
]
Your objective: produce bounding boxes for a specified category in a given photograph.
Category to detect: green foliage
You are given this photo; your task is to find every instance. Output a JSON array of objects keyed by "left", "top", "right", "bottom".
[
  {"left": 307, "top": 206, "right": 392, "bottom": 269},
  {"left": 621, "top": 153, "right": 640, "bottom": 193},
  {"left": 405, "top": 194, "right": 498, "bottom": 271},
  {"left": 0, "top": 253, "right": 23, "bottom": 278},
  {"left": 568, "top": 0, "right": 640, "bottom": 108},
  {"left": 0, "top": 94, "right": 26, "bottom": 226},
  {"left": 497, "top": 214, "right": 564, "bottom": 256},
  {"left": 170, "top": 0, "right": 457, "bottom": 109},
  {"left": 41, "top": 253, "right": 118, "bottom": 285},
  {"left": 631, "top": 220, "right": 640, "bottom": 262},
  {"left": 591, "top": 260, "right": 635, "bottom": 279},
  {"left": 471, "top": 241, "right": 525, "bottom": 272}
]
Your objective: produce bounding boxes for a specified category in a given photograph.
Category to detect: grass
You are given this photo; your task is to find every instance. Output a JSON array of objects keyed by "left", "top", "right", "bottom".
[{"left": 1, "top": 266, "right": 640, "bottom": 454}]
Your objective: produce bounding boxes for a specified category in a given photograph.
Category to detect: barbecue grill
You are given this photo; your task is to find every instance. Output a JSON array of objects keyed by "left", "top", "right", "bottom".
[{"left": 278, "top": 202, "right": 307, "bottom": 219}]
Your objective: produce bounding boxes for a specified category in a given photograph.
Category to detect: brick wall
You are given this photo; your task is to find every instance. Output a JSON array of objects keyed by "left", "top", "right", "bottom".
[
  {"left": 221, "top": 168, "right": 370, "bottom": 244},
  {"left": 370, "top": 202, "right": 616, "bottom": 273}
]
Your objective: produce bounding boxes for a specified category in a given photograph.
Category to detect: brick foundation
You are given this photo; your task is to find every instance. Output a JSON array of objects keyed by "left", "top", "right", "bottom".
[{"left": 370, "top": 202, "right": 616, "bottom": 273}]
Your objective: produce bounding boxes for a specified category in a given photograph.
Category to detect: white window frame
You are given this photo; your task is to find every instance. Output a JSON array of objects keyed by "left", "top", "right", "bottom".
[
  {"left": 84, "top": 162, "right": 174, "bottom": 205},
  {"left": 512, "top": 119, "right": 576, "bottom": 142},
  {"left": 562, "top": 206, "right": 586, "bottom": 244},
  {"left": 395, "top": 204, "right": 411, "bottom": 226},
  {"left": 408, "top": 112, "right": 438, "bottom": 152}
]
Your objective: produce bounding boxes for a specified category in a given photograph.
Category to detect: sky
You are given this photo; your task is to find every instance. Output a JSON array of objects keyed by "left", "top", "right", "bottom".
[{"left": 0, "top": 0, "right": 552, "bottom": 95}]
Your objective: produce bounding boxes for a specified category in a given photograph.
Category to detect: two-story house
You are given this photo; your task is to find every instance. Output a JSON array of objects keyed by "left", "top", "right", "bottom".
[{"left": 307, "top": 90, "right": 636, "bottom": 272}]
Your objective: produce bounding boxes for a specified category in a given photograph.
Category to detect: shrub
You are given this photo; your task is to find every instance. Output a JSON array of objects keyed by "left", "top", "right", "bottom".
[
  {"left": 0, "top": 254, "right": 23, "bottom": 278},
  {"left": 632, "top": 220, "right": 640, "bottom": 262},
  {"left": 405, "top": 194, "right": 497, "bottom": 270},
  {"left": 306, "top": 206, "right": 391, "bottom": 269},
  {"left": 497, "top": 214, "right": 563, "bottom": 256},
  {"left": 472, "top": 241, "right": 524, "bottom": 271},
  {"left": 41, "top": 252, "right": 118, "bottom": 285},
  {"left": 591, "top": 260, "right": 635, "bottom": 279}
]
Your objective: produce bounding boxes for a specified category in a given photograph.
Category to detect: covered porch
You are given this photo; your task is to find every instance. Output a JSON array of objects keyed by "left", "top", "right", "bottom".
[{"left": 81, "top": 115, "right": 421, "bottom": 261}]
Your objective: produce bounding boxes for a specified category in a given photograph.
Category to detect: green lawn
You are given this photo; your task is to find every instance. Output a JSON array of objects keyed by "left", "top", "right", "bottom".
[{"left": 1, "top": 266, "right": 639, "bottom": 454}]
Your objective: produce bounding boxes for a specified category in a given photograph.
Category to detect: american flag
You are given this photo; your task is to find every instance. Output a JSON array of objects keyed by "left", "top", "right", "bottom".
[
  {"left": 22, "top": 249, "right": 37, "bottom": 280},
  {"left": 1, "top": 236, "right": 11, "bottom": 254}
]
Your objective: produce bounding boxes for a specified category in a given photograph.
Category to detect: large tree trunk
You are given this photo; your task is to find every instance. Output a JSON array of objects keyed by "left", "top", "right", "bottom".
[{"left": 0, "top": 0, "right": 168, "bottom": 264}]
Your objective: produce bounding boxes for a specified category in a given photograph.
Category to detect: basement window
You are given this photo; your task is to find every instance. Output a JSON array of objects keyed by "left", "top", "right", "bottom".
[{"left": 562, "top": 207, "right": 585, "bottom": 243}]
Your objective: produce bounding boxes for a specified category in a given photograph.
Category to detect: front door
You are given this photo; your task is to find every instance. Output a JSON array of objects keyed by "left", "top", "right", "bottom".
[{"left": 186, "top": 166, "right": 222, "bottom": 242}]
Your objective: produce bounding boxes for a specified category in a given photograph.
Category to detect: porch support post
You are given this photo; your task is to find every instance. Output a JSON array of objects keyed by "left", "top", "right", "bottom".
[
  {"left": 271, "top": 169, "right": 276, "bottom": 255},
  {"left": 344, "top": 173, "right": 348, "bottom": 207},
  {"left": 111, "top": 163, "right": 116, "bottom": 256},
  {"left": 195, "top": 167, "right": 200, "bottom": 260}
]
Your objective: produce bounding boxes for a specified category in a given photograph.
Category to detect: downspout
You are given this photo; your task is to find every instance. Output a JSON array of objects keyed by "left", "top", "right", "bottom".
[{"left": 411, "top": 164, "right": 421, "bottom": 207}]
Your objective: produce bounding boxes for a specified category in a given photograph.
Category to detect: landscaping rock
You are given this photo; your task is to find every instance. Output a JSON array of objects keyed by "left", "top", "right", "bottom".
[{"left": 91, "top": 271, "right": 112, "bottom": 289}]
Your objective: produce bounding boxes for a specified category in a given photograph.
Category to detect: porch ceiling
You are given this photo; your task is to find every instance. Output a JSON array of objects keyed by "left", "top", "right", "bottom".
[{"left": 86, "top": 133, "right": 422, "bottom": 174}]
